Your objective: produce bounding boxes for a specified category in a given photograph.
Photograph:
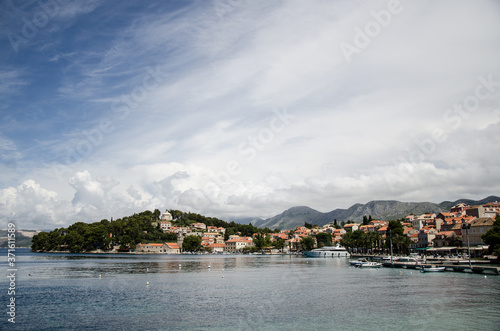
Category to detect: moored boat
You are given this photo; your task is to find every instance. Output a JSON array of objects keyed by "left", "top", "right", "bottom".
[
  {"left": 350, "top": 258, "right": 368, "bottom": 266},
  {"left": 303, "top": 245, "right": 350, "bottom": 257},
  {"left": 355, "top": 261, "right": 382, "bottom": 268},
  {"left": 420, "top": 266, "right": 445, "bottom": 273}
]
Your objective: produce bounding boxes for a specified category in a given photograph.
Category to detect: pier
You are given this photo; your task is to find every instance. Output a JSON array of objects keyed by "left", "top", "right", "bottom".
[{"left": 381, "top": 262, "right": 500, "bottom": 275}]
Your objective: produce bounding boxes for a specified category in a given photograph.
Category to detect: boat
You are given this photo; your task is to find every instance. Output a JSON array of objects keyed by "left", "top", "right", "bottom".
[
  {"left": 303, "top": 245, "right": 350, "bottom": 258},
  {"left": 382, "top": 256, "right": 400, "bottom": 262},
  {"left": 420, "top": 266, "right": 446, "bottom": 273},
  {"left": 355, "top": 261, "right": 382, "bottom": 268},
  {"left": 350, "top": 258, "right": 368, "bottom": 266}
]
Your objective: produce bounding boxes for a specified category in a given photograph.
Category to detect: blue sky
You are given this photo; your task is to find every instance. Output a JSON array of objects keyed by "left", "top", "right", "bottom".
[{"left": 1, "top": 0, "right": 500, "bottom": 230}]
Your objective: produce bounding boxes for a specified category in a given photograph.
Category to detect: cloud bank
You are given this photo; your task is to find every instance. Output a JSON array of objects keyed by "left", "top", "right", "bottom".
[{"left": 1, "top": 0, "right": 499, "bottom": 230}]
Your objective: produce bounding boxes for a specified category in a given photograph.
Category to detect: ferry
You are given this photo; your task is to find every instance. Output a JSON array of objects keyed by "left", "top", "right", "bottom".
[{"left": 303, "top": 245, "right": 350, "bottom": 258}]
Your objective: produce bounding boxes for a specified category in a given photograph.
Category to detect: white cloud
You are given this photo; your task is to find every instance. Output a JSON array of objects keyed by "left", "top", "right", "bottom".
[{"left": 1, "top": 0, "right": 500, "bottom": 229}]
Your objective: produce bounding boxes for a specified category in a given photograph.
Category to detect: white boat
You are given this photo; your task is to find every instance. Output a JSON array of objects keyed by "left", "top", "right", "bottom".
[
  {"left": 303, "top": 245, "right": 350, "bottom": 257},
  {"left": 383, "top": 256, "right": 400, "bottom": 262},
  {"left": 350, "top": 258, "right": 368, "bottom": 266},
  {"left": 420, "top": 266, "right": 445, "bottom": 273},
  {"left": 355, "top": 261, "right": 382, "bottom": 268}
]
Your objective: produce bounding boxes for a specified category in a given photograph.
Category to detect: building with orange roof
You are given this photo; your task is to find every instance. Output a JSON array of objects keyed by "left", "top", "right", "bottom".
[
  {"left": 165, "top": 242, "right": 181, "bottom": 254},
  {"left": 432, "top": 231, "right": 459, "bottom": 248},
  {"left": 450, "top": 203, "right": 469, "bottom": 214},
  {"left": 416, "top": 228, "right": 438, "bottom": 249},
  {"left": 190, "top": 223, "right": 207, "bottom": 231},
  {"left": 343, "top": 223, "right": 359, "bottom": 232},
  {"left": 207, "top": 243, "right": 225, "bottom": 253},
  {"left": 136, "top": 242, "right": 180, "bottom": 254},
  {"left": 225, "top": 237, "right": 253, "bottom": 252}
]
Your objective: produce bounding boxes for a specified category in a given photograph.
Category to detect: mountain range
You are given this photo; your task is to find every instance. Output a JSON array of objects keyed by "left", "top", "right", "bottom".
[{"left": 247, "top": 196, "right": 500, "bottom": 230}]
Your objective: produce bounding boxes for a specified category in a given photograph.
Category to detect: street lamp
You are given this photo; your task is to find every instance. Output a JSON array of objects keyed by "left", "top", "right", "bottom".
[{"left": 461, "top": 223, "right": 472, "bottom": 269}]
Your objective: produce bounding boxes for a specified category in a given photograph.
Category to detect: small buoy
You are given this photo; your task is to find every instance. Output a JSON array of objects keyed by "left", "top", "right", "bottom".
[
  {"left": 484, "top": 276, "right": 487, "bottom": 279},
  {"left": 221, "top": 276, "right": 224, "bottom": 278},
  {"left": 179, "top": 264, "right": 181, "bottom": 268},
  {"left": 99, "top": 274, "right": 101, "bottom": 278},
  {"left": 208, "top": 265, "right": 211, "bottom": 269},
  {"left": 29, "top": 274, "right": 31, "bottom": 276},
  {"left": 146, "top": 282, "right": 149, "bottom": 286}
]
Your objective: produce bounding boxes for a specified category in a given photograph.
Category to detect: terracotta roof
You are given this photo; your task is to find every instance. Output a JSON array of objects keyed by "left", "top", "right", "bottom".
[
  {"left": 208, "top": 243, "right": 225, "bottom": 248},
  {"left": 166, "top": 243, "right": 180, "bottom": 249}
]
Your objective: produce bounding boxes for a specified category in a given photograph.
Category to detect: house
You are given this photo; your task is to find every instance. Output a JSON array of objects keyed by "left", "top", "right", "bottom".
[
  {"left": 225, "top": 237, "right": 253, "bottom": 252},
  {"left": 466, "top": 205, "right": 497, "bottom": 219},
  {"left": 161, "top": 211, "right": 173, "bottom": 221},
  {"left": 377, "top": 226, "right": 388, "bottom": 236},
  {"left": 159, "top": 221, "right": 172, "bottom": 232},
  {"left": 436, "top": 212, "right": 458, "bottom": 221},
  {"left": 483, "top": 201, "right": 500, "bottom": 214},
  {"left": 207, "top": 243, "right": 225, "bottom": 253},
  {"left": 450, "top": 203, "right": 469, "bottom": 214},
  {"left": 190, "top": 223, "right": 207, "bottom": 231},
  {"left": 412, "top": 213, "right": 436, "bottom": 231},
  {"left": 165, "top": 242, "right": 181, "bottom": 254},
  {"left": 432, "top": 231, "right": 458, "bottom": 248},
  {"left": 136, "top": 242, "right": 179, "bottom": 254},
  {"left": 408, "top": 233, "right": 419, "bottom": 250},
  {"left": 467, "top": 217, "right": 495, "bottom": 246},
  {"left": 136, "top": 243, "right": 166, "bottom": 253},
  {"left": 343, "top": 223, "right": 359, "bottom": 232},
  {"left": 417, "top": 228, "right": 438, "bottom": 248}
]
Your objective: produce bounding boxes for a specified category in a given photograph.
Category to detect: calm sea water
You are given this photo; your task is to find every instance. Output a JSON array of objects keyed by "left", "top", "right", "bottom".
[{"left": 1, "top": 249, "right": 499, "bottom": 330}]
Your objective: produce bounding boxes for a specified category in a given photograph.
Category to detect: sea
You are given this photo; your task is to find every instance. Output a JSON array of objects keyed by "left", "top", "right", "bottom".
[{"left": 1, "top": 248, "right": 499, "bottom": 330}]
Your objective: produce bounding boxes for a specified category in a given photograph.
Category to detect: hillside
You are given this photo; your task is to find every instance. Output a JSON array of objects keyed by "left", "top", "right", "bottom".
[
  {"left": 251, "top": 196, "right": 500, "bottom": 230},
  {"left": 0, "top": 230, "right": 36, "bottom": 248}
]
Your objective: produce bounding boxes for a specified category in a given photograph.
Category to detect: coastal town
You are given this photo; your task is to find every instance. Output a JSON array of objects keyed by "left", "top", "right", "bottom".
[{"left": 134, "top": 201, "right": 499, "bottom": 257}]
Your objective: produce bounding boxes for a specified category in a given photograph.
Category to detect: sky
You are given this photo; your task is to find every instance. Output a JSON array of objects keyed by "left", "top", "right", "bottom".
[{"left": 1, "top": 0, "right": 499, "bottom": 230}]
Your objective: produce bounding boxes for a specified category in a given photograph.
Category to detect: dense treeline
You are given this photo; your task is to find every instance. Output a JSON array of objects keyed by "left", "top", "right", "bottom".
[
  {"left": 31, "top": 209, "right": 279, "bottom": 253},
  {"left": 32, "top": 210, "right": 177, "bottom": 252}
]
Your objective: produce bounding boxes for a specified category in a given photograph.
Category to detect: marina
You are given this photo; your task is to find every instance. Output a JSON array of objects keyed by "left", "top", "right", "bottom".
[{"left": 381, "top": 261, "right": 500, "bottom": 275}]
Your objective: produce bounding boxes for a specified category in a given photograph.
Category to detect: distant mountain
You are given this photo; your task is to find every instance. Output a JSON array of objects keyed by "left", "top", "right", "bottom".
[
  {"left": 251, "top": 196, "right": 500, "bottom": 230},
  {"left": 253, "top": 206, "right": 335, "bottom": 230}
]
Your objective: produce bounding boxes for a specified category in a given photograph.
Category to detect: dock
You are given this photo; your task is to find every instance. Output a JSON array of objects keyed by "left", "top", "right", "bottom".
[{"left": 382, "top": 262, "right": 500, "bottom": 275}]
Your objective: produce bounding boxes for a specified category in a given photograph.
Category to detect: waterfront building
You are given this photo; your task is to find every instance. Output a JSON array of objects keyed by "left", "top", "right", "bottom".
[
  {"left": 416, "top": 227, "right": 438, "bottom": 249},
  {"left": 466, "top": 217, "right": 495, "bottom": 246},
  {"left": 207, "top": 243, "right": 225, "bottom": 253},
  {"left": 225, "top": 237, "right": 254, "bottom": 252},
  {"left": 432, "top": 231, "right": 458, "bottom": 248}
]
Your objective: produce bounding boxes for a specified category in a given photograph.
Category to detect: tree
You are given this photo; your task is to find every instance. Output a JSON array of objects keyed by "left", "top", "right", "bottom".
[
  {"left": 274, "top": 238, "right": 285, "bottom": 252},
  {"left": 482, "top": 215, "right": 500, "bottom": 255},
  {"left": 315, "top": 232, "right": 332, "bottom": 248},
  {"left": 301, "top": 236, "right": 315, "bottom": 251},
  {"left": 182, "top": 235, "right": 202, "bottom": 252},
  {"left": 363, "top": 215, "right": 369, "bottom": 226},
  {"left": 254, "top": 234, "right": 271, "bottom": 250},
  {"left": 387, "top": 220, "right": 408, "bottom": 255},
  {"left": 304, "top": 222, "right": 313, "bottom": 229}
]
